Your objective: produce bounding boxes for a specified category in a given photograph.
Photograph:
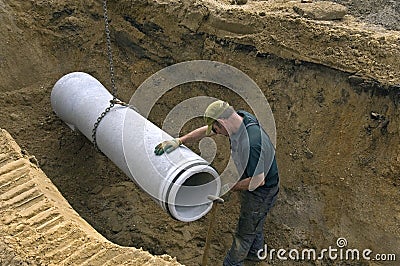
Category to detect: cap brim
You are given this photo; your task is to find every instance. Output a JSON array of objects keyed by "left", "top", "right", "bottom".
[{"left": 206, "top": 125, "right": 213, "bottom": 135}]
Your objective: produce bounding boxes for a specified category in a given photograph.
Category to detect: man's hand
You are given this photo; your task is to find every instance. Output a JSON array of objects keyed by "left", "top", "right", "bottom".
[
  {"left": 231, "top": 181, "right": 245, "bottom": 192},
  {"left": 154, "top": 138, "right": 182, "bottom": 155},
  {"left": 229, "top": 174, "right": 266, "bottom": 192}
]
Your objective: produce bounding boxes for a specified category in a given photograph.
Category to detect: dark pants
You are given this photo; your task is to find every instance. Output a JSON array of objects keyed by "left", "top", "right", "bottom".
[{"left": 223, "top": 183, "right": 279, "bottom": 266}]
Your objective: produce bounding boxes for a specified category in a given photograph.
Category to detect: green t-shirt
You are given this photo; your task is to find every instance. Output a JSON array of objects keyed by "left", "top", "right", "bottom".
[{"left": 230, "top": 110, "right": 278, "bottom": 188}]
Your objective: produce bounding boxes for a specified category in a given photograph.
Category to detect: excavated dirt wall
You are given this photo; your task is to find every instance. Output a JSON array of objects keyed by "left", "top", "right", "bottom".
[
  {"left": 0, "top": 129, "right": 181, "bottom": 265},
  {"left": 1, "top": 0, "right": 399, "bottom": 265}
]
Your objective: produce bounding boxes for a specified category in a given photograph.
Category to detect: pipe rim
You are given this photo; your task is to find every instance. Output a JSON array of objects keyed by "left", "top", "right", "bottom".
[
  {"left": 166, "top": 165, "right": 220, "bottom": 222},
  {"left": 159, "top": 159, "right": 206, "bottom": 211}
]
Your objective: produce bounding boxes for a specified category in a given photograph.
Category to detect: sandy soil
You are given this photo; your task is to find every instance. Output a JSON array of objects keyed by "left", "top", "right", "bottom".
[
  {"left": 326, "top": 0, "right": 399, "bottom": 31},
  {"left": 0, "top": 129, "right": 181, "bottom": 266},
  {"left": 0, "top": 0, "right": 399, "bottom": 265}
]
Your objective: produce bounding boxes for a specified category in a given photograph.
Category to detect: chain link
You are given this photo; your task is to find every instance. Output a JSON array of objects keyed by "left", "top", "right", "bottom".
[
  {"left": 91, "top": 0, "right": 118, "bottom": 152},
  {"left": 102, "top": 0, "right": 117, "bottom": 98}
]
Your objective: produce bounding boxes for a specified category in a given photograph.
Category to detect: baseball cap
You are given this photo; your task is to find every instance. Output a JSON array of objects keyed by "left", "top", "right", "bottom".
[{"left": 204, "top": 100, "right": 230, "bottom": 135}]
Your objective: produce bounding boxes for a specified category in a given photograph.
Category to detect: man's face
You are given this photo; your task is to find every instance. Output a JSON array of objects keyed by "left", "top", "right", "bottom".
[{"left": 212, "top": 120, "right": 229, "bottom": 136}]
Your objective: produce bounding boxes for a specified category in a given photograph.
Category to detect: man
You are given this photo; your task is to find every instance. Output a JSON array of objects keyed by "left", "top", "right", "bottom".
[{"left": 154, "top": 100, "right": 279, "bottom": 266}]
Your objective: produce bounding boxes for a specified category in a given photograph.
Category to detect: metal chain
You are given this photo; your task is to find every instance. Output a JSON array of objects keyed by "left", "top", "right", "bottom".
[
  {"left": 102, "top": 0, "right": 117, "bottom": 97},
  {"left": 91, "top": 0, "right": 117, "bottom": 152}
]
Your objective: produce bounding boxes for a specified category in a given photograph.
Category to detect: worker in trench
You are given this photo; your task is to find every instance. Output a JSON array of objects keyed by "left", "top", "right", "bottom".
[{"left": 154, "top": 100, "right": 279, "bottom": 266}]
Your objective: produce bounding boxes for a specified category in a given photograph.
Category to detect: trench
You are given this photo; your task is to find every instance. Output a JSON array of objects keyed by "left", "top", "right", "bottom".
[{"left": 1, "top": 0, "right": 399, "bottom": 265}]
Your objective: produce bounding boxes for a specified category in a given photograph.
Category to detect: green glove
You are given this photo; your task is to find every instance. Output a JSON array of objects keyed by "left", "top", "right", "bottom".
[{"left": 154, "top": 138, "right": 182, "bottom": 155}]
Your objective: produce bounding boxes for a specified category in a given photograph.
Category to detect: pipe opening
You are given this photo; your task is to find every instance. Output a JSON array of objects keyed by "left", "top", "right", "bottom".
[{"left": 169, "top": 171, "right": 219, "bottom": 222}]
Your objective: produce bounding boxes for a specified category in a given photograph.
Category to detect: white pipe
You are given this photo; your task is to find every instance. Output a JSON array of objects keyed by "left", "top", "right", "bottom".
[{"left": 51, "top": 72, "right": 220, "bottom": 222}]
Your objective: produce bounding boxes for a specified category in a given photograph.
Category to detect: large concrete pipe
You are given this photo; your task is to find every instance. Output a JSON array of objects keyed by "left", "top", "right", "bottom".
[{"left": 51, "top": 72, "right": 220, "bottom": 222}]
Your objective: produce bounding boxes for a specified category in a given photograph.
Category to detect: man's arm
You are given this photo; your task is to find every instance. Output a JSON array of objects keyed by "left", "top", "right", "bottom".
[
  {"left": 231, "top": 172, "right": 265, "bottom": 191},
  {"left": 155, "top": 126, "right": 212, "bottom": 155},
  {"left": 179, "top": 125, "right": 212, "bottom": 144}
]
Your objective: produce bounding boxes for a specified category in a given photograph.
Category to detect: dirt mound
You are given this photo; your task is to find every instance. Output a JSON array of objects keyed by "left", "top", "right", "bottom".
[{"left": 0, "top": 128, "right": 181, "bottom": 265}]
